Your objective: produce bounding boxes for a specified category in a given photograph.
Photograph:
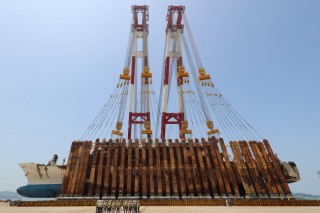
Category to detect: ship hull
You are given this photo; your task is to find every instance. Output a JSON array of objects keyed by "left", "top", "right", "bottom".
[
  {"left": 17, "top": 184, "right": 61, "bottom": 198},
  {"left": 17, "top": 162, "right": 66, "bottom": 198}
]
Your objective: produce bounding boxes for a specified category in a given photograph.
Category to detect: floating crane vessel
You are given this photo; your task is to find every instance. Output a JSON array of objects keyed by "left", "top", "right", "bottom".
[{"left": 18, "top": 5, "right": 300, "bottom": 200}]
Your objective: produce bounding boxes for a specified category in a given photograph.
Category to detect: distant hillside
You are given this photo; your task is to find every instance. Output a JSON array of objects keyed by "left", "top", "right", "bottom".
[
  {"left": 0, "top": 191, "right": 22, "bottom": 199},
  {"left": 293, "top": 193, "right": 320, "bottom": 200}
]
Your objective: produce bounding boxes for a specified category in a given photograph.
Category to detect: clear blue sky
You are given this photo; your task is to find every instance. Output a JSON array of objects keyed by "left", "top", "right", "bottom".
[{"left": 0, "top": 1, "right": 319, "bottom": 195}]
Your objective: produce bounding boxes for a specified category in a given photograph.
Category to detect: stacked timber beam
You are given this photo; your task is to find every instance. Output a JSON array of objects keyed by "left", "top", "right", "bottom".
[{"left": 60, "top": 138, "right": 292, "bottom": 199}]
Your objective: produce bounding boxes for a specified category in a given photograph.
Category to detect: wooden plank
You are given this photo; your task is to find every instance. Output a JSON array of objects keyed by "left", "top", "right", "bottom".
[
  {"left": 114, "top": 141, "right": 121, "bottom": 197},
  {"left": 189, "top": 140, "right": 201, "bottom": 195},
  {"left": 174, "top": 140, "right": 185, "bottom": 196},
  {"left": 155, "top": 139, "right": 162, "bottom": 196},
  {"left": 142, "top": 140, "right": 147, "bottom": 197},
  {"left": 263, "top": 140, "right": 291, "bottom": 196},
  {"left": 148, "top": 141, "right": 154, "bottom": 197},
  {"left": 66, "top": 142, "right": 81, "bottom": 196},
  {"left": 111, "top": 140, "right": 120, "bottom": 197},
  {"left": 95, "top": 142, "right": 106, "bottom": 197},
  {"left": 62, "top": 142, "right": 78, "bottom": 196},
  {"left": 249, "top": 141, "right": 276, "bottom": 197},
  {"left": 145, "top": 140, "right": 150, "bottom": 197},
  {"left": 234, "top": 141, "right": 257, "bottom": 197},
  {"left": 166, "top": 140, "right": 173, "bottom": 196},
  {"left": 134, "top": 141, "right": 140, "bottom": 196},
  {"left": 161, "top": 139, "right": 170, "bottom": 196},
  {"left": 82, "top": 142, "right": 93, "bottom": 196},
  {"left": 73, "top": 143, "right": 86, "bottom": 196},
  {"left": 207, "top": 139, "right": 225, "bottom": 196},
  {"left": 169, "top": 140, "right": 178, "bottom": 196},
  {"left": 182, "top": 140, "right": 194, "bottom": 196},
  {"left": 230, "top": 141, "right": 255, "bottom": 197},
  {"left": 202, "top": 141, "right": 218, "bottom": 197},
  {"left": 127, "top": 140, "right": 133, "bottom": 196},
  {"left": 68, "top": 143, "right": 83, "bottom": 196},
  {"left": 212, "top": 138, "right": 232, "bottom": 196},
  {"left": 258, "top": 142, "right": 284, "bottom": 197},
  {"left": 239, "top": 141, "right": 267, "bottom": 197},
  {"left": 253, "top": 141, "right": 279, "bottom": 196},
  {"left": 86, "top": 141, "right": 100, "bottom": 196},
  {"left": 101, "top": 141, "right": 110, "bottom": 196},
  {"left": 74, "top": 142, "right": 92, "bottom": 196},
  {"left": 231, "top": 160, "right": 245, "bottom": 197},
  {"left": 219, "top": 138, "right": 240, "bottom": 197},
  {"left": 118, "top": 139, "right": 126, "bottom": 197},
  {"left": 60, "top": 141, "right": 78, "bottom": 196},
  {"left": 195, "top": 139, "right": 208, "bottom": 196}
]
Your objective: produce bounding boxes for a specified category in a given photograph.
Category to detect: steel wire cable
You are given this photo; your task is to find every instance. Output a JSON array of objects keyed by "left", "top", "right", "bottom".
[
  {"left": 210, "top": 84, "right": 255, "bottom": 139},
  {"left": 209, "top": 85, "right": 252, "bottom": 140},
  {"left": 181, "top": 84, "right": 194, "bottom": 139},
  {"left": 216, "top": 87, "right": 263, "bottom": 139},
  {"left": 104, "top": 91, "right": 124, "bottom": 139},
  {"left": 206, "top": 94, "right": 235, "bottom": 141},
  {"left": 80, "top": 82, "right": 121, "bottom": 140},
  {"left": 148, "top": 95, "right": 156, "bottom": 140},
  {"left": 80, "top": 96, "right": 113, "bottom": 140},
  {"left": 188, "top": 93, "right": 203, "bottom": 138},
  {"left": 133, "top": 57, "right": 138, "bottom": 139},
  {"left": 213, "top": 86, "right": 263, "bottom": 140},
  {"left": 182, "top": 33, "right": 211, "bottom": 121},
  {"left": 183, "top": 83, "right": 204, "bottom": 138},
  {"left": 168, "top": 42, "right": 176, "bottom": 104},
  {"left": 151, "top": 84, "right": 160, "bottom": 139},
  {"left": 155, "top": 41, "right": 167, "bottom": 139},
  {"left": 203, "top": 85, "right": 238, "bottom": 140},
  {"left": 125, "top": 31, "right": 133, "bottom": 68},
  {"left": 191, "top": 92, "right": 209, "bottom": 137},
  {"left": 184, "top": 12, "right": 262, "bottom": 140},
  {"left": 139, "top": 79, "right": 144, "bottom": 140},
  {"left": 182, "top": 23, "right": 229, "bottom": 139},
  {"left": 89, "top": 86, "right": 123, "bottom": 140},
  {"left": 206, "top": 95, "right": 233, "bottom": 141},
  {"left": 183, "top": 14, "right": 245, "bottom": 141},
  {"left": 208, "top": 100, "right": 236, "bottom": 141},
  {"left": 149, "top": 85, "right": 160, "bottom": 139},
  {"left": 85, "top": 85, "right": 123, "bottom": 140},
  {"left": 117, "top": 83, "right": 130, "bottom": 123},
  {"left": 183, "top": 14, "right": 246, "bottom": 141},
  {"left": 204, "top": 85, "right": 243, "bottom": 139},
  {"left": 89, "top": 95, "right": 121, "bottom": 139},
  {"left": 182, "top": 14, "right": 203, "bottom": 68}
]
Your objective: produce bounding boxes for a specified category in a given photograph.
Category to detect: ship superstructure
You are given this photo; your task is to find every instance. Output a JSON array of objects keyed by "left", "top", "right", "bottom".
[{"left": 17, "top": 156, "right": 66, "bottom": 198}]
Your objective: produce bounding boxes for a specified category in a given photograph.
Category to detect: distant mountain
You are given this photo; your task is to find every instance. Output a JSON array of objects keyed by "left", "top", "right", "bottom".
[
  {"left": 0, "top": 191, "right": 22, "bottom": 199},
  {"left": 293, "top": 193, "right": 320, "bottom": 200}
]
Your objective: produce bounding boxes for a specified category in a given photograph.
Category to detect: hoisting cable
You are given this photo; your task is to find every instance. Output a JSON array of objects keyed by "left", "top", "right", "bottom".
[
  {"left": 87, "top": 84, "right": 123, "bottom": 140},
  {"left": 79, "top": 83, "right": 119, "bottom": 140},
  {"left": 203, "top": 82, "right": 243, "bottom": 140},
  {"left": 214, "top": 86, "right": 263, "bottom": 140}
]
